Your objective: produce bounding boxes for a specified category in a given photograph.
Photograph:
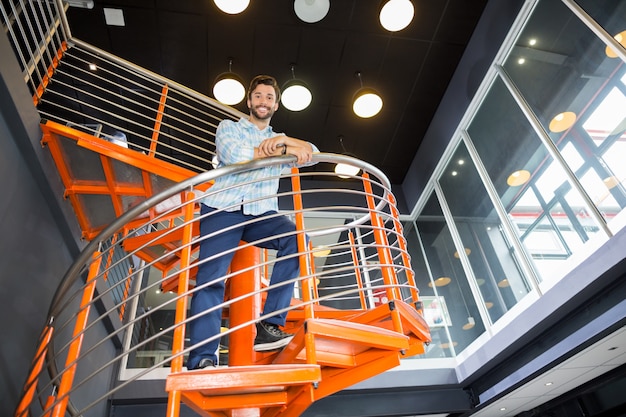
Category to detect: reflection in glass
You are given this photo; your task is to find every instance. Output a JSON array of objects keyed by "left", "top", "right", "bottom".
[
  {"left": 503, "top": 0, "right": 626, "bottom": 227},
  {"left": 438, "top": 141, "right": 530, "bottom": 323},
  {"left": 467, "top": 76, "right": 602, "bottom": 284},
  {"left": 414, "top": 193, "right": 486, "bottom": 356}
]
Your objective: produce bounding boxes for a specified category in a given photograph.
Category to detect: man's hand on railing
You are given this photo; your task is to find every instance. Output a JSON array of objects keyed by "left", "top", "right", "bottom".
[{"left": 256, "top": 135, "right": 315, "bottom": 165}]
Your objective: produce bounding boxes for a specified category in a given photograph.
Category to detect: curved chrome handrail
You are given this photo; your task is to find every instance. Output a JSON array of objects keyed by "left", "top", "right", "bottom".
[{"left": 48, "top": 153, "right": 391, "bottom": 318}]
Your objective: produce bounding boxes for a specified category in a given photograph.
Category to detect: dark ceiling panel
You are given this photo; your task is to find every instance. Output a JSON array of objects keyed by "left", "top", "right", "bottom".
[
  {"left": 157, "top": 11, "right": 207, "bottom": 85},
  {"left": 65, "top": 0, "right": 489, "bottom": 185}
]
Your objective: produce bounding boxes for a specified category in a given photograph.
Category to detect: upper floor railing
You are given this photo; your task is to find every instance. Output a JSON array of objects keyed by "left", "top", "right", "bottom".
[{"left": 2, "top": 0, "right": 245, "bottom": 176}]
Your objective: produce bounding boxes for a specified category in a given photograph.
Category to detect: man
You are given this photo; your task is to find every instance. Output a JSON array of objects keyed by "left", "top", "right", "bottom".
[{"left": 187, "top": 75, "right": 319, "bottom": 370}]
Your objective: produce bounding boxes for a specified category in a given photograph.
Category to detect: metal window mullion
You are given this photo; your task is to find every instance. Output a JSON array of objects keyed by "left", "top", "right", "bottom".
[
  {"left": 496, "top": 65, "right": 612, "bottom": 238},
  {"left": 118, "top": 260, "right": 146, "bottom": 373},
  {"left": 354, "top": 222, "right": 376, "bottom": 308},
  {"left": 462, "top": 130, "right": 543, "bottom": 295},
  {"left": 561, "top": 0, "right": 626, "bottom": 63},
  {"left": 433, "top": 182, "right": 495, "bottom": 335},
  {"left": 412, "top": 218, "right": 459, "bottom": 355}
]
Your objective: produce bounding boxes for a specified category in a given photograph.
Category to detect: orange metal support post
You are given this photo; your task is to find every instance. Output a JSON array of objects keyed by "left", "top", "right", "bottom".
[
  {"left": 149, "top": 84, "right": 169, "bottom": 156},
  {"left": 14, "top": 326, "right": 54, "bottom": 417},
  {"left": 387, "top": 193, "right": 420, "bottom": 303},
  {"left": 51, "top": 252, "right": 103, "bottom": 417},
  {"left": 33, "top": 41, "right": 67, "bottom": 106},
  {"left": 166, "top": 192, "right": 196, "bottom": 417},
  {"left": 290, "top": 167, "right": 318, "bottom": 365},
  {"left": 229, "top": 244, "right": 262, "bottom": 366},
  {"left": 361, "top": 173, "right": 404, "bottom": 334}
]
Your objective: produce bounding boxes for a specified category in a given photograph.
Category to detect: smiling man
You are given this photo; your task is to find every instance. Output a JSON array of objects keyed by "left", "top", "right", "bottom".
[{"left": 186, "top": 75, "right": 319, "bottom": 370}]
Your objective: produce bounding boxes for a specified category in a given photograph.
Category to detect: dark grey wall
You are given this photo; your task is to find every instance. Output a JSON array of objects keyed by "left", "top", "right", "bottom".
[{"left": 0, "top": 28, "right": 82, "bottom": 416}]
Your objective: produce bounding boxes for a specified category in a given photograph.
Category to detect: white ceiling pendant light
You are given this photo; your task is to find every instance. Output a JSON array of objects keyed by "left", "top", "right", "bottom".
[
  {"left": 379, "top": 0, "right": 414, "bottom": 32},
  {"left": 335, "top": 162, "right": 360, "bottom": 178},
  {"left": 213, "top": 0, "right": 250, "bottom": 15},
  {"left": 281, "top": 65, "right": 312, "bottom": 111},
  {"left": 334, "top": 136, "right": 360, "bottom": 179},
  {"left": 294, "top": 0, "right": 330, "bottom": 23},
  {"left": 352, "top": 72, "right": 383, "bottom": 118},
  {"left": 212, "top": 58, "right": 246, "bottom": 105}
]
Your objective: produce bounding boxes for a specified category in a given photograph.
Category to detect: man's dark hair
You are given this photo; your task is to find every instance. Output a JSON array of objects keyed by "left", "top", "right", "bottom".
[{"left": 248, "top": 75, "right": 281, "bottom": 101}]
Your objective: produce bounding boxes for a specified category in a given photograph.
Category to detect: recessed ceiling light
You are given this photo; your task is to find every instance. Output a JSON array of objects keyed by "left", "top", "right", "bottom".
[
  {"left": 529, "top": 38, "right": 537, "bottom": 46},
  {"left": 518, "top": 58, "right": 525, "bottom": 65},
  {"left": 458, "top": 159, "right": 464, "bottom": 165},
  {"left": 451, "top": 171, "right": 458, "bottom": 176},
  {"left": 605, "top": 31, "right": 626, "bottom": 58},
  {"left": 312, "top": 246, "right": 331, "bottom": 257},
  {"left": 500, "top": 407, "right": 507, "bottom": 411},
  {"left": 603, "top": 176, "right": 620, "bottom": 189},
  {"left": 549, "top": 111, "right": 577, "bottom": 132},
  {"left": 89, "top": 63, "right": 97, "bottom": 71},
  {"left": 507, "top": 169, "right": 530, "bottom": 186},
  {"left": 545, "top": 382, "right": 553, "bottom": 386},
  {"left": 453, "top": 248, "right": 471, "bottom": 258},
  {"left": 428, "top": 277, "right": 451, "bottom": 287}
]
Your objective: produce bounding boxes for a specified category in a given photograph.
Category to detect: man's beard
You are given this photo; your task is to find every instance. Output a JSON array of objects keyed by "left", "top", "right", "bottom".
[{"left": 250, "top": 105, "right": 275, "bottom": 121}]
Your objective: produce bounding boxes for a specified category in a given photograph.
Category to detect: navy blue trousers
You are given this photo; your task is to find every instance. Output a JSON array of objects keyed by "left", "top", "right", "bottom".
[{"left": 187, "top": 204, "right": 300, "bottom": 368}]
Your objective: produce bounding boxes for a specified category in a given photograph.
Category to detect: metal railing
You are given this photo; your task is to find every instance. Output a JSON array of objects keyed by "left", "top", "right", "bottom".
[
  {"left": 14, "top": 153, "right": 420, "bottom": 417},
  {"left": 2, "top": 0, "right": 246, "bottom": 175}
]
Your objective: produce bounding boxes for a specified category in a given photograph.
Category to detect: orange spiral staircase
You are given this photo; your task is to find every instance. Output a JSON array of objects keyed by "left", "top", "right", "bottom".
[
  {"left": 4, "top": 2, "right": 431, "bottom": 412},
  {"left": 13, "top": 119, "right": 431, "bottom": 417}
]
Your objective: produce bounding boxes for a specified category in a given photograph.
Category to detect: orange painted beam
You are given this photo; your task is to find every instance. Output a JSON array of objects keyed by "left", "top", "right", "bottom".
[
  {"left": 33, "top": 41, "right": 67, "bottom": 106},
  {"left": 149, "top": 84, "right": 169, "bottom": 156},
  {"left": 51, "top": 252, "right": 102, "bottom": 417},
  {"left": 14, "top": 326, "right": 54, "bottom": 417},
  {"left": 167, "top": 192, "right": 196, "bottom": 417}
]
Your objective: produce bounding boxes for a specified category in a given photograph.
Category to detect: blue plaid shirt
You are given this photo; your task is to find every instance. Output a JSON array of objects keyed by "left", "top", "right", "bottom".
[{"left": 201, "top": 117, "right": 318, "bottom": 215}]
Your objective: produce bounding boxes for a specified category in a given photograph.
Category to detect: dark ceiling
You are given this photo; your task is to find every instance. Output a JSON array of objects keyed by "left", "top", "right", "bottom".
[{"left": 65, "top": 0, "right": 488, "bottom": 185}]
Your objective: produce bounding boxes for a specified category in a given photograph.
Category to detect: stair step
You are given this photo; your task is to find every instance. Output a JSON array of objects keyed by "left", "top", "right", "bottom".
[
  {"left": 166, "top": 364, "right": 321, "bottom": 414},
  {"left": 166, "top": 364, "right": 320, "bottom": 394},
  {"left": 274, "top": 318, "right": 409, "bottom": 367}
]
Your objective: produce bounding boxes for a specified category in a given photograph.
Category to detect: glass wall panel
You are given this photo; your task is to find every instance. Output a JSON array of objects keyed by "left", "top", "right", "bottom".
[
  {"left": 438, "top": 141, "right": 530, "bottom": 324},
  {"left": 503, "top": 0, "right": 626, "bottom": 228},
  {"left": 415, "top": 193, "right": 486, "bottom": 357},
  {"left": 467, "top": 77, "right": 604, "bottom": 283}
]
